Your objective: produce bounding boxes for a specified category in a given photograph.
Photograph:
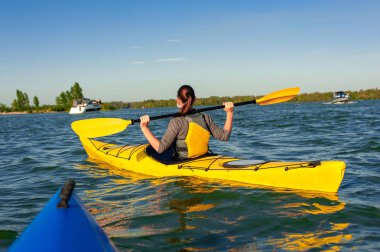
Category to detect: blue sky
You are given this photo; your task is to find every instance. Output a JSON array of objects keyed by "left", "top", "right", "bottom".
[{"left": 0, "top": 0, "right": 379, "bottom": 105}]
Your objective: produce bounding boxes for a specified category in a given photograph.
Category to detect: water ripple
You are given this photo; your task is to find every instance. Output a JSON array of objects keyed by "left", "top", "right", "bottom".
[{"left": 1, "top": 101, "right": 380, "bottom": 251}]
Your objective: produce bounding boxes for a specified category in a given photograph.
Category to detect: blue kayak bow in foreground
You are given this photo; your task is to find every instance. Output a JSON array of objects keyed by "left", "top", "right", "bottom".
[{"left": 8, "top": 180, "right": 118, "bottom": 252}]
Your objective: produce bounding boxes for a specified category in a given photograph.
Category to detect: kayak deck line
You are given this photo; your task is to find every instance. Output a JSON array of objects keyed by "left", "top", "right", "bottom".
[
  {"left": 91, "top": 139, "right": 147, "bottom": 160},
  {"left": 89, "top": 138, "right": 323, "bottom": 172},
  {"left": 91, "top": 138, "right": 221, "bottom": 164},
  {"left": 178, "top": 160, "right": 322, "bottom": 172},
  {"left": 79, "top": 138, "right": 345, "bottom": 193}
]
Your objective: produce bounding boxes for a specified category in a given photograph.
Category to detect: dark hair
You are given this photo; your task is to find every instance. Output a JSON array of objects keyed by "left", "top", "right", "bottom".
[{"left": 177, "top": 85, "right": 195, "bottom": 115}]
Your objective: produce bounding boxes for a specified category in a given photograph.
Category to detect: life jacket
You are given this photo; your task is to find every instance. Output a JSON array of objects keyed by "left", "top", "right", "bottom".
[{"left": 176, "top": 113, "right": 211, "bottom": 159}]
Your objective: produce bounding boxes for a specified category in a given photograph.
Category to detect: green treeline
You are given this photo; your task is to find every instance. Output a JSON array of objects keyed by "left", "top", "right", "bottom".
[
  {"left": 1, "top": 87, "right": 379, "bottom": 113},
  {"left": 104, "top": 96, "right": 256, "bottom": 109},
  {"left": 0, "top": 82, "right": 85, "bottom": 113},
  {"left": 127, "top": 95, "right": 256, "bottom": 109},
  {"left": 293, "top": 88, "right": 380, "bottom": 102},
  {"left": 105, "top": 88, "right": 380, "bottom": 109}
]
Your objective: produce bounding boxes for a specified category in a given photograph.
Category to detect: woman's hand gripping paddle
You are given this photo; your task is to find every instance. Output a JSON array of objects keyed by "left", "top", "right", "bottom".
[{"left": 71, "top": 87, "right": 300, "bottom": 138}]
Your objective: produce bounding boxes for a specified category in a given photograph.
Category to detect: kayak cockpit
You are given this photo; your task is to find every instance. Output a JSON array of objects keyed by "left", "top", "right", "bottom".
[{"left": 145, "top": 145, "right": 218, "bottom": 165}]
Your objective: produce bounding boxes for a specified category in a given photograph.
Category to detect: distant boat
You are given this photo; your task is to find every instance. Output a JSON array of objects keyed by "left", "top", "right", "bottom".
[
  {"left": 329, "top": 91, "right": 351, "bottom": 104},
  {"left": 69, "top": 98, "right": 101, "bottom": 114}
]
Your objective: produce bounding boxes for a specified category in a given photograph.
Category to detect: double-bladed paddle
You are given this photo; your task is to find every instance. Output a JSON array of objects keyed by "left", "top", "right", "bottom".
[{"left": 72, "top": 87, "right": 300, "bottom": 138}]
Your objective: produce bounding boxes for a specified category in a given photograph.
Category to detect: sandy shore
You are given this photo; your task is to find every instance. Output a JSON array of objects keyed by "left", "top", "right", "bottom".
[
  {"left": 0, "top": 111, "right": 28, "bottom": 115},
  {"left": 0, "top": 111, "right": 63, "bottom": 115}
]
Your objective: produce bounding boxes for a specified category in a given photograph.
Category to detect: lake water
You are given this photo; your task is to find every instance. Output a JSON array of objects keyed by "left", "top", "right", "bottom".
[{"left": 1, "top": 101, "right": 379, "bottom": 251}]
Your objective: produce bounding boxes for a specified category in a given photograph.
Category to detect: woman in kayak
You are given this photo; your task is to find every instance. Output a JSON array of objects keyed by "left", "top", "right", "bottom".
[{"left": 140, "top": 84, "right": 234, "bottom": 160}]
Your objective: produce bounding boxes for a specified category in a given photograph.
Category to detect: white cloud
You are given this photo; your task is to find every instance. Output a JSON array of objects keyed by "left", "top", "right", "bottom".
[
  {"left": 156, "top": 58, "right": 186, "bottom": 62},
  {"left": 130, "top": 61, "right": 147, "bottom": 65}
]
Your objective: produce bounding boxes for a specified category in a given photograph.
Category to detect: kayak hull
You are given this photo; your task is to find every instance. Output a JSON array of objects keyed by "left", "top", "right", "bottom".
[
  {"left": 8, "top": 186, "right": 117, "bottom": 252},
  {"left": 80, "top": 138, "right": 345, "bottom": 193}
]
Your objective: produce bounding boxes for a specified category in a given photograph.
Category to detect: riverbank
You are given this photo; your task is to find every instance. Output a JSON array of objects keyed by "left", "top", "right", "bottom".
[
  {"left": 1, "top": 88, "right": 379, "bottom": 113},
  {"left": 112, "top": 88, "right": 380, "bottom": 109},
  {"left": 0, "top": 111, "right": 63, "bottom": 116},
  {"left": 0, "top": 111, "right": 29, "bottom": 115}
]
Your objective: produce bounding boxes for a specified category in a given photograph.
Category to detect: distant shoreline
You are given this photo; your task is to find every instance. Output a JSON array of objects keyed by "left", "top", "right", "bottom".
[
  {"left": 0, "top": 111, "right": 28, "bottom": 115},
  {"left": 1, "top": 88, "right": 379, "bottom": 113},
  {"left": 0, "top": 111, "right": 62, "bottom": 116}
]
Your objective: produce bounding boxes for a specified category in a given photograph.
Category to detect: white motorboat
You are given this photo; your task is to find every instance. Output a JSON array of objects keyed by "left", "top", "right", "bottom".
[
  {"left": 69, "top": 98, "right": 101, "bottom": 114},
  {"left": 330, "top": 91, "right": 351, "bottom": 104}
]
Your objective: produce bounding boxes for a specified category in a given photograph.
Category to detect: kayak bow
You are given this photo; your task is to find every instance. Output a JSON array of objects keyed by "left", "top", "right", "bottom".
[{"left": 8, "top": 180, "right": 118, "bottom": 252}]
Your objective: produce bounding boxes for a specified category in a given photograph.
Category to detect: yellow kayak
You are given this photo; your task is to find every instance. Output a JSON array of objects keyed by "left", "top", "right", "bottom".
[{"left": 79, "top": 138, "right": 345, "bottom": 193}]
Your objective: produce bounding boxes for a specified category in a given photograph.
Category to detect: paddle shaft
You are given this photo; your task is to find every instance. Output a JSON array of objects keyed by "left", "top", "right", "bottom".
[
  {"left": 131, "top": 99, "right": 256, "bottom": 124},
  {"left": 71, "top": 87, "right": 299, "bottom": 138}
]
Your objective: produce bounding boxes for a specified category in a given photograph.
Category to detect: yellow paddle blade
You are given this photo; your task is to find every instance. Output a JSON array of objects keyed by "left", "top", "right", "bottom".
[
  {"left": 71, "top": 118, "right": 132, "bottom": 138},
  {"left": 256, "top": 87, "right": 300, "bottom": 105}
]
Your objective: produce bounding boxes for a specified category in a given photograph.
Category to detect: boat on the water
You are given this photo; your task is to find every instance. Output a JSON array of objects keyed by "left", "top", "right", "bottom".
[
  {"left": 8, "top": 180, "right": 117, "bottom": 252},
  {"left": 69, "top": 98, "right": 101, "bottom": 114},
  {"left": 76, "top": 138, "right": 346, "bottom": 193},
  {"left": 330, "top": 91, "right": 351, "bottom": 104}
]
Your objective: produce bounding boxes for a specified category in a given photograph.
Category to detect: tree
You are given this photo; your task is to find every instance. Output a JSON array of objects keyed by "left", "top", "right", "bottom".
[
  {"left": 56, "top": 91, "right": 70, "bottom": 108},
  {"left": 33, "top": 96, "right": 40, "bottom": 109},
  {"left": 55, "top": 82, "right": 84, "bottom": 110},
  {"left": 12, "top": 90, "right": 30, "bottom": 111},
  {"left": 70, "top": 82, "right": 84, "bottom": 100},
  {"left": 0, "top": 103, "right": 11, "bottom": 113}
]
